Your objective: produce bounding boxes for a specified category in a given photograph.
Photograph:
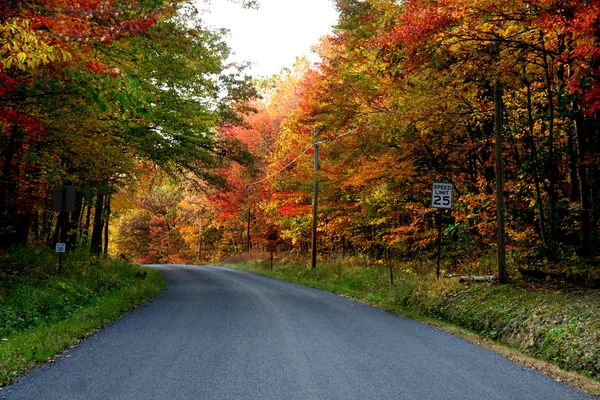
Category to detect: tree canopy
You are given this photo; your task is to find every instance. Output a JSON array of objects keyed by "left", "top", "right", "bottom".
[
  {"left": 0, "top": 0, "right": 256, "bottom": 252},
  {"left": 3, "top": 0, "right": 600, "bottom": 284}
]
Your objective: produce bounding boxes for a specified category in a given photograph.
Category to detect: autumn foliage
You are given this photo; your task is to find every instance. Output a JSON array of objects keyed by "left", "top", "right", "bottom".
[
  {"left": 3, "top": 1, "right": 600, "bottom": 282},
  {"left": 153, "top": 0, "right": 599, "bottom": 282},
  {"left": 0, "top": 1, "right": 255, "bottom": 256}
]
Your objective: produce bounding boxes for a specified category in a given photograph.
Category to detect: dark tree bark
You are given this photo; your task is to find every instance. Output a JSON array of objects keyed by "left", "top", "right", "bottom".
[
  {"left": 90, "top": 191, "right": 105, "bottom": 256},
  {"left": 82, "top": 200, "right": 92, "bottom": 244},
  {"left": 574, "top": 110, "right": 592, "bottom": 257},
  {"left": 103, "top": 195, "right": 111, "bottom": 256},
  {"left": 67, "top": 189, "right": 84, "bottom": 251},
  {"left": 0, "top": 126, "right": 25, "bottom": 247},
  {"left": 541, "top": 33, "right": 558, "bottom": 261},
  {"left": 524, "top": 73, "right": 548, "bottom": 250},
  {"left": 494, "top": 38, "right": 507, "bottom": 284}
]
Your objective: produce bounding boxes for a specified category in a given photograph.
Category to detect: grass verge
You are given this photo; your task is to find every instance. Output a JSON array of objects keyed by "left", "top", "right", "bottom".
[
  {"left": 0, "top": 250, "right": 165, "bottom": 386},
  {"left": 226, "top": 257, "right": 600, "bottom": 396}
]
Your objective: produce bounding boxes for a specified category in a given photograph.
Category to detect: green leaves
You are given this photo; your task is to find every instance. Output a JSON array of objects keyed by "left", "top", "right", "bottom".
[{"left": 0, "top": 1, "right": 257, "bottom": 249}]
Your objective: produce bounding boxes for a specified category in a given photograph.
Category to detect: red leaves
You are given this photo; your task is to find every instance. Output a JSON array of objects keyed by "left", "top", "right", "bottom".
[
  {"left": 0, "top": 72, "right": 18, "bottom": 97},
  {"left": 3, "top": 1, "right": 172, "bottom": 63},
  {"left": 370, "top": 0, "right": 458, "bottom": 72},
  {"left": 0, "top": 107, "right": 46, "bottom": 137}
]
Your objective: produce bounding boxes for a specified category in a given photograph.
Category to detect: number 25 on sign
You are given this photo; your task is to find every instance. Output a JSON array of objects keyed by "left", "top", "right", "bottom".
[{"left": 431, "top": 182, "right": 453, "bottom": 209}]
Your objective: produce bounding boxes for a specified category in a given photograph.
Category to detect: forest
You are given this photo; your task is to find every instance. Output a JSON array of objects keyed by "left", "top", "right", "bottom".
[{"left": 2, "top": 0, "right": 600, "bottom": 285}]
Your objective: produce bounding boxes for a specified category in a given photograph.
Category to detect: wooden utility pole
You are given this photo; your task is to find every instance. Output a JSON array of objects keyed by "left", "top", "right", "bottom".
[
  {"left": 197, "top": 220, "right": 202, "bottom": 262},
  {"left": 245, "top": 183, "right": 251, "bottom": 252},
  {"left": 493, "top": 37, "right": 507, "bottom": 284},
  {"left": 246, "top": 208, "right": 251, "bottom": 252},
  {"left": 311, "top": 127, "right": 319, "bottom": 269}
]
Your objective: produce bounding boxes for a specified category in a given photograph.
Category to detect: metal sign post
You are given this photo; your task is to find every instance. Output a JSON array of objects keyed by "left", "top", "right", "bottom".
[{"left": 431, "top": 183, "right": 453, "bottom": 279}]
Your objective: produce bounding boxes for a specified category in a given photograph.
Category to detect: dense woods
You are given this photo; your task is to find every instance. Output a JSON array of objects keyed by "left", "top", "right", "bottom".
[
  {"left": 2, "top": 0, "right": 600, "bottom": 283},
  {"left": 196, "top": 0, "right": 600, "bottom": 282},
  {"left": 0, "top": 0, "right": 256, "bottom": 262}
]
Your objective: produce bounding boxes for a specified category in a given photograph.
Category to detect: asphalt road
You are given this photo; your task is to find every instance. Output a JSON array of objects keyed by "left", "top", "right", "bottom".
[{"left": 0, "top": 265, "right": 594, "bottom": 400}]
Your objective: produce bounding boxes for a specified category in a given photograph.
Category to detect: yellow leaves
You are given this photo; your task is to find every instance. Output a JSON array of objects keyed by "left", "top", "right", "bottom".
[
  {"left": 0, "top": 18, "right": 71, "bottom": 71},
  {"left": 61, "top": 48, "right": 72, "bottom": 61}
]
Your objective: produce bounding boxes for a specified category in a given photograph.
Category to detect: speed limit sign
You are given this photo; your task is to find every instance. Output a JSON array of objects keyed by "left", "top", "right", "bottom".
[{"left": 431, "top": 182, "right": 453, "bottom": 209}]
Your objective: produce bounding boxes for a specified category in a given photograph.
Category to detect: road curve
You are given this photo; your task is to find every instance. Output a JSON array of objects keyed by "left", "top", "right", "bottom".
[{"left": 0, "top": 265, "right": 593, "bottom": 400}]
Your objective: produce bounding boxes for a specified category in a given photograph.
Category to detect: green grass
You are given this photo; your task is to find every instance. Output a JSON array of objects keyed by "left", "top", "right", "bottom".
[
  {"left": 226, "top": 256, "right": 600, "bottom": 393},
  {"left": 0, "top": 248, "right": 165, "bottom": 386}
]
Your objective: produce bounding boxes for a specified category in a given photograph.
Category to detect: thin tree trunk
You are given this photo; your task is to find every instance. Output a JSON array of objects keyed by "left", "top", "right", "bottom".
[
  {"left": 556, "top": 35, "right": 580, "bottom": 203},
  {"left": 43, "top": 212, "right": 55, "bottom": 246},
  {"left": 494, "top": 78, "right": 507, "bottom": 283},
  {"left": 541, "top": 32, "right": 558, "bottom": 261},
  {"left": 524, "top": 71, "right": 548, "bottom": 250},
  {"left": 78, "top": 201, "right": 86, "bottom": 242},
  {"left": 52, "top": 211, "right": 68, "bottom": 245},
  {"left": 82, "top": 201, "right": 92, "bottom": 244},
  {"left": 103, "top": 195, "right": 111, "bottom": 256},
  {"left": 0, "top": 126, "right": 24, "bottom": 247},
  {"left": 67, "top": 190, "right": 83, "bottom": 250},
  {"left": 90, "top": 192, "right": 105, "bottom": 256},
  {"left": 574, "top": 109, "right": 592, "bottom": 257},
  {"left": 494, "top": 38, "right": 507, "bottom": 284}
]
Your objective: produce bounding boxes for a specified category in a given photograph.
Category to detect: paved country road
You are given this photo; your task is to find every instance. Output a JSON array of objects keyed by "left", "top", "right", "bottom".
[{"left": 0, "top": 265, "right": 594, "bottom": 400}]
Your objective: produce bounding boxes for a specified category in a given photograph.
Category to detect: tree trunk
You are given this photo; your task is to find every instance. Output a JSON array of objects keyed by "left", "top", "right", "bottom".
[
  {"left": 541, "top": 32, "right": 558, "bottom": 261},
  {"left": 52, "top": 211, "right": 69, "bottom": 245},
  {"left": 67, "top": 190, "right": 83, "bottom": 250},
  {"left": 494, "top": 78, "right": 507, "bottom": 283},
  {"left": 524, "top": 73, "right": 548, "bottom": 250},
  {"left": 90, "top": 192, "right": 105, "bottom": 256},
  {"left": 494, "top": 38, "right": 507, "bottom": 284},
  {"left": 82, "top": 201, "right": 92, "bottom": 244},
  {"left": 574, "top": 110, "right": 592, "bottom": 257},
  {"left": 103, "top": 195, "right": 111, "bottom": 256},
  {"left": 0, "top": 126, "right": 24, "bottom": 247}
]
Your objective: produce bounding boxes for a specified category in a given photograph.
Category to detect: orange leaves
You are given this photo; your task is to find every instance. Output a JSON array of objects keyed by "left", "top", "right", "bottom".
[{"left": 0, "top": 108, "right": 46, "bottom": 137}]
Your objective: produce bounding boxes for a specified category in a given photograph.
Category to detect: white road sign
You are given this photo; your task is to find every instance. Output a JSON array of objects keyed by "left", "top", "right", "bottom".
[
  {"left": 431, "top": 182, "right": 453, "bottom": 209},
  {"left": 55, "top": 243, "right": 66, "bottom": 253}
]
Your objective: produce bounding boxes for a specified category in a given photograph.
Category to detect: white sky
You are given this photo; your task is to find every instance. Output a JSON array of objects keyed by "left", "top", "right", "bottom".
[{"left": 198, "top": 0, "right": 339, "bottom": 77}]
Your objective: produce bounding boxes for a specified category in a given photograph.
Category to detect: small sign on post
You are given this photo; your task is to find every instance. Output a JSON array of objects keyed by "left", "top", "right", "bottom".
[
  {"left": 56, "top": 242, "right": 66, "bottom": 273},
  {"left": 431, "top": 182, "right": 453, "bottom": 280},
  {"left": 264, "top": 228, "right": 279, "bottom": 270},
  {"left": 265, "top": 228, "right": 279, "bottom": 242}
]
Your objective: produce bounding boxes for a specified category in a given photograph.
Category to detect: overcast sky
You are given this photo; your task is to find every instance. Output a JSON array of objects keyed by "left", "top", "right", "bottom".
[{"left": 198, "top": 0, "right": 339, "bottom": 77}]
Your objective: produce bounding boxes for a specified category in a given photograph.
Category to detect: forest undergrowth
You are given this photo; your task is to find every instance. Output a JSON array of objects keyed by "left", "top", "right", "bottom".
[{"left": 0, "top": 246, "right": 165, "bottom": 386}]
